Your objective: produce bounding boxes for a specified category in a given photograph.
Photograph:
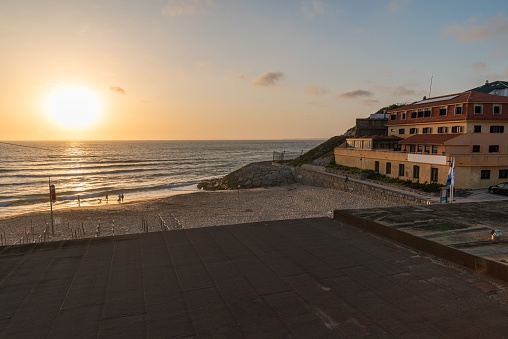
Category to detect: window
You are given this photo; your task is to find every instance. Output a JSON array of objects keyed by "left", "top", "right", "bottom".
[
  {"left": 474, "top": 104, "right": 483, "bottom": 114},
  {"left": 386, "top": 162, "right": 391, "bottom": 174},
  {"left": 422, "top": 127, "right": 432, "bottom": 134},
  {"left": 490, "top": 126, "right": 505, "bottom": 133},
  {"left": 411, "top": 111, "right": 417, "bottom": 118},
  {"left": 398, "top": 164, "right": 404, "bottom": 177},
  {"left": 390, "top": 128, "right": 395, "bottom": 132},
  {"left": 499, "top": 169, "right": 508, "bottom": 179},
  {"left": 431, "top": 168, "right": 438, "bottom": 182},
  {"left": 375, "top": 161, "right": 380, "bottom": 173},
  {"left": 402, "top": 112, "right": 407, "bottom": 119},
  {"left": 424, "top": 145, "right": 430, "bottom": 153},
  {"left": 455, "top": 105, "right": 463, "bottom": 115},
  {"left": 413, "top": 165, "right": 420, "bottom": 179},
  {"left": 437, "top": 126, "right": 448, "bottom": 133},
  {"left": 472, "top": 145, "right": 480, "bottom": 153},
  {"left": 439, "top": 107, "right": 447, "bottom": 116},
  {"left": 474, "top": 125, "right": 482, "bottom": 133},
  {"left": 409, "top": 145, "right": 416, "bottom": 153},
  {"left": 424, "top": 109, "right": 431, "bottom": 117},
  {"left": 451, "top": 126, "right": 463, "bottom": 133},
  {"left": 390, "top": 114, "right": 396, "bottom": 120},
  {"left": 398, "top": 128, "right": 405, "bottom": 134},
  {"left": 417, "top": 110, "right": 424, "bottom": 118},
  {"left": 432, "top": 145, "right": 438, "bottom": 154},
  {"left": 481, "top": 170, "right": 491, "bottom": 179},
  {"left": 493, "top": 105, "right": 501, "bottom": 114},
  {"left": 409, "top": 128, "right": 418, "bottom": 134},
  {"left": 417, "top": 145, "right": 423, "bottom": 153},
  {"left": 489, "top": 145, "right": 500, "bottom": 152}
]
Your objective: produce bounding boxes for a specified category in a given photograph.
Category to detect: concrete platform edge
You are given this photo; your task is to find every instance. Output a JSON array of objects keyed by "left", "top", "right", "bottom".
[{"left": 333, "top": 209, "right": 508, "bottom": 282}]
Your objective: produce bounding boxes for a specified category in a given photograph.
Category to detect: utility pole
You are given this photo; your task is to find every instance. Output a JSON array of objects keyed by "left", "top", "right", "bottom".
[{"left": 49, "top": 177, "right": 55, "bottom": 235}]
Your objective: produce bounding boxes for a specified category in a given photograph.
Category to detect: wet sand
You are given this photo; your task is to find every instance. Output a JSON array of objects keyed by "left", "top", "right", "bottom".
[{"left": 0, "top": 184, "right": 398, "bottom": 246}]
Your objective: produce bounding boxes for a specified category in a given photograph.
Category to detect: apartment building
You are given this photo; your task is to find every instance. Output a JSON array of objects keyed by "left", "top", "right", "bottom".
[{"left": 334, "top": 89, "right": 508, "bottom": 189}]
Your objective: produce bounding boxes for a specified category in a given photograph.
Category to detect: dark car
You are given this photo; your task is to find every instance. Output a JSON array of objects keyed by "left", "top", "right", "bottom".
[{"left": 488, "top": 182, "right": 508, "bottom": 195}]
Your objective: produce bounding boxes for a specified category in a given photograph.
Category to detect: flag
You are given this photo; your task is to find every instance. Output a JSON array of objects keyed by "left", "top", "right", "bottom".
[{"left": 445, "top": 157, "right": 455, "bottom": 186}]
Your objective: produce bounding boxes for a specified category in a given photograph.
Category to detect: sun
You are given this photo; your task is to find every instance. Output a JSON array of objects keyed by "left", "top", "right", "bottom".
[{"left": 45, "top": 86, "right": 102, "bottom": 128}]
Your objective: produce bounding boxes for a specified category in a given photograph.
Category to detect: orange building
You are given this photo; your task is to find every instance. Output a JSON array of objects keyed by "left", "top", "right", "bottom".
[{"left": 334, "top": 87, "right": 508, "bottom": 189}]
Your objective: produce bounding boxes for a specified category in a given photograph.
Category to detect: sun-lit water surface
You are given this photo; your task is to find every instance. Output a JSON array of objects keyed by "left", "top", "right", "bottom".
[{"left": 0, "top": 140, "right": 323, "bottom": 217}]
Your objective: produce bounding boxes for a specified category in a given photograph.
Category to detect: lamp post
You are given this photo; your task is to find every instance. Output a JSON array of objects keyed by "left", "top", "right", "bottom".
[
  {"left": 49, "top": 177, "right": 55, "bottom": 236},
  {"left": 360, "top": 154, "right": 363, "bottom": 179}
]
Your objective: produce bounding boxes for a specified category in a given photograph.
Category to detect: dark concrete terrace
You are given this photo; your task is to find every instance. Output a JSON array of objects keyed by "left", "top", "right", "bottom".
[
  {"left": 334, "top": 200, "right": 508, "bottom": 282},
  {"left": 1, "top": 217, "right": 508, "bottom": 338}
]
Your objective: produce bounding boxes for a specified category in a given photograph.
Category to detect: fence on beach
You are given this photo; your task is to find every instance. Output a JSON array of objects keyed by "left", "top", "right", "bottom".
[
  {"left": 0, "top": 213, "right": 185, "bottom": 247},
  {"left": 273, "top": 150, "right": 304, "bottom": 163}
]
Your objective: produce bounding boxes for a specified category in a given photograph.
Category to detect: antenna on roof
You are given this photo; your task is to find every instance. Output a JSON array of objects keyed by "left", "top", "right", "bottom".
[{"left": 428, "top": 73, "right": 433, "bottom": 98}]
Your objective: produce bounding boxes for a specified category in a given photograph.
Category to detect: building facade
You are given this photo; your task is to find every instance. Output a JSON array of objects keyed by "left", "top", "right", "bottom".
[{"left": 334, "top": 90, "right": 508, "bottom": 189}]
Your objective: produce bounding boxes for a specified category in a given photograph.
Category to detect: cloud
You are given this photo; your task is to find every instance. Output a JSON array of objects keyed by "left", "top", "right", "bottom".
[
  {"left": 392, "top": 86, "right": 416, "bottom": 96},
  {"left": 336, "top": 89, "right": 374, "bottom": 99},
  {"left": 444, "top": 14, "right": 508, "bottom": 42},
  {"left": 387, "top": 0, "right": 411, "bottom": 13},
  {"left": 361, "top": 98, "right": 380, "bottom": 105},
  {"left": 305, "top": 85, "right": 328, "bottom": 96},
  {"left": 110, "top": 86, "right": 126, "bottom": 95},
  {"left": 252, "top": 71, "right": 286, "bottom": 87},
  {"left": 162, "top": 0, "right": 215, "bottom": 17},
  {"left": 468, "top": 61, "right": 487, "bottom": 72},
  {"left": 301, "top": 0, "right": 325, "bottom": 18}
]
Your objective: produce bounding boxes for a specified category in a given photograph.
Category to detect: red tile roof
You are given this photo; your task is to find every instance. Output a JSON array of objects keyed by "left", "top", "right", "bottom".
[
  {"left": 399, "top": 134, "right": 461, "bottom": 145},
  {"left": 391, "top": 91, "right": 508, "bottom": 112}
]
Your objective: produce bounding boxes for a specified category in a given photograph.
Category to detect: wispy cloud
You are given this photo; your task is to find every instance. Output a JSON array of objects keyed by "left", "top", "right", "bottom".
[
  {"left": 162, "top": 0, "right": 215, "bottom": 17},
  {"left": 468, "top": 61, "right": 487, "bottom": 72},
  {"left": 305, "top": 85, "right": 328, "bottom": 96},
  {"left": 392, "top": 86, "right": 416, "bottom": 96},
  {"left": 301, "top": 0, "right": 325, "bottom": 18},
  {"left": 444, "top": 14, "right": 508, "bottom": 42},
  {"left": 110, "top": 86, "right": 126, "bottom": 95},
  {"left": 387, "top": 0, "right": 411, "bottom": 13},
  {"left": 252, "top": 71, "right": 286, "bottom": 87},
  {"left": 336, "top": 89, "right": 374, "bottom": 99}
]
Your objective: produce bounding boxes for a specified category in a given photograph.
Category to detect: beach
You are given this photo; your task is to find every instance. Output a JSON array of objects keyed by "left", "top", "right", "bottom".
[{"left": 0, "top": 183, "right": 398, "bottom": 246}]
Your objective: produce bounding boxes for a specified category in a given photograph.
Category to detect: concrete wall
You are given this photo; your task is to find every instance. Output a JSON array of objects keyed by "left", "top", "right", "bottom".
[
  {"left": 334, "top": 210, "right": 508, "bottom": 282},
  {"left": 294, "top": 166, "right": 432, "bottom": 205}
]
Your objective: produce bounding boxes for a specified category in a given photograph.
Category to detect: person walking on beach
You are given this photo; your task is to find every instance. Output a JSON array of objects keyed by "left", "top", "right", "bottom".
[
  {"left": 77, "top": 195, "right": 81, "bottom": 206},
  {"left": 344, "top": 174, "right": 348, "bottom": 182},
  {"left": 105, "top": 193, "right": 108, "bottom": 203},
  {"left": 118, "top": 194, "right": 121, "bottom": 203},
  {"left": 121, "top": 193, "right": 124, "bottom": 202}
]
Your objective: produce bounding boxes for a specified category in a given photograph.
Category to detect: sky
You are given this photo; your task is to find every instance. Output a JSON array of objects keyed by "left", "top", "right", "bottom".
[{"left": 1, "top": 0, "right": 508, "bottom": 141}]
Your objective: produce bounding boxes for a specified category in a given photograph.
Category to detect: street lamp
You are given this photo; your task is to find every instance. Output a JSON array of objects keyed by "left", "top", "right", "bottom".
[{"left": 360, "top": 154, "right": 363, "bottom": 179}]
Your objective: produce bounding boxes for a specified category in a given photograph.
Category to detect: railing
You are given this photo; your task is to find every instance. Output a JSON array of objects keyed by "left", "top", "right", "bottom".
[{"left": 273, "top": 151, "right": 304, "bottom": 162}]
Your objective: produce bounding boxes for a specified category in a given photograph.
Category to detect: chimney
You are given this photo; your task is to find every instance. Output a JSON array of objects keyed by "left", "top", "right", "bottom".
[{"left": 486, "top": 80, "right": 489, "bottom": 84}]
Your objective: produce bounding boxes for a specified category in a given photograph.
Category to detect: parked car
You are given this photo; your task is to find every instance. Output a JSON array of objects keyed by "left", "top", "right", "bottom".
[{"left": 488, "top": 182, "right": 508, "bottom": 195}]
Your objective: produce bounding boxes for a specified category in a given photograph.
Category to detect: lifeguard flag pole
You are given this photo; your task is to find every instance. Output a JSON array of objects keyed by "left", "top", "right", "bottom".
[{"left": 49, "top": 177, "right": 55, "bottom": 236}]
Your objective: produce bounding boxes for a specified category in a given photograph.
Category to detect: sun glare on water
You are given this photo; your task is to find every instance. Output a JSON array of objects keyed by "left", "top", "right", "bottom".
[{"left": 45, "top": 86, "right": 102, "bottom": 129}]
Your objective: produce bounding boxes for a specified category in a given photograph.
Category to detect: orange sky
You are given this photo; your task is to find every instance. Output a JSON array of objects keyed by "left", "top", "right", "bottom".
[{"left": 1, "top": 1, "right": 507, "bottom": 140}]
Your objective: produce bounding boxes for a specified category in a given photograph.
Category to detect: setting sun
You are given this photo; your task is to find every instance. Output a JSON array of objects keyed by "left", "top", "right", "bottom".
[{"left": 45, "top": 86, "right": 102, "bottom": 129}]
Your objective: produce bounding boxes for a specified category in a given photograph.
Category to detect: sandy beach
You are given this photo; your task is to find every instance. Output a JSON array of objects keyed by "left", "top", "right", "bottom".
[{"left": 0, "top": 183, "right": 398, "bottom": 246}]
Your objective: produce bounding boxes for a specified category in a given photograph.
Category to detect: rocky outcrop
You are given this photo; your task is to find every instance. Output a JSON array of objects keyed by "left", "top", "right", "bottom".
[{"left": 197, "top": 161, "right": 295, "bottom": 190}]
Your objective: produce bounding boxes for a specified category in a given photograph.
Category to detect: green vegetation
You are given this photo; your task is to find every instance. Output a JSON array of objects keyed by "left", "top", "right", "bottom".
[
  {"left": 367, "top": 172, "right": 443, "bottom": 193},
  {"left": 329, "top": 163, "right": 442, "bottom": 193},
  {"left": 288, "top": 135, "right": 346, "bottom": 167}
]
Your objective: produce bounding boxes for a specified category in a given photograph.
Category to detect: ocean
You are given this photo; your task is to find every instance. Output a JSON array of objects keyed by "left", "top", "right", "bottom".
[{"left": 0, "top": 140, "right": 323, "bottom": 217}]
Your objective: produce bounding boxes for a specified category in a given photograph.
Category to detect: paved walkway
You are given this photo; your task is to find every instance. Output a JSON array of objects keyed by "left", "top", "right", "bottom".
[
  {"left": 1, "top": 217, "right": 508, "bottom": 338},
  {"left": 316, "top": 166, "right": 508, "bottom": 205}
]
